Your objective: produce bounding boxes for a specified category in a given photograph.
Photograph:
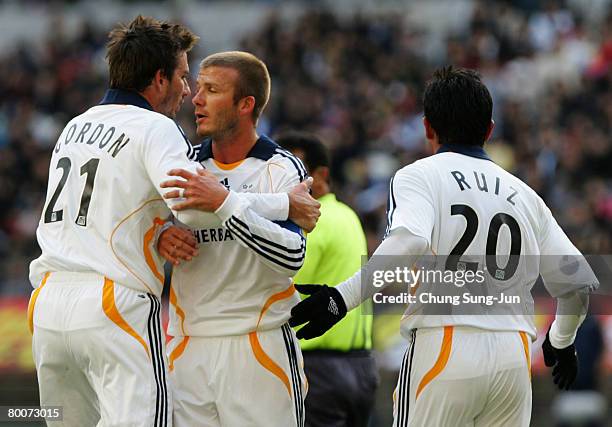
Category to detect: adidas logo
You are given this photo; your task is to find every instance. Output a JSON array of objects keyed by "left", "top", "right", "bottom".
[{"left": 328, "top": 297, "right": 339, "bottom": 316}]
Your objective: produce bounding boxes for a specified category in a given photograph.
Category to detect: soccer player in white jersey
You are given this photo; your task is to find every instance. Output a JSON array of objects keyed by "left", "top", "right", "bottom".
[
  {"left": 158, "top": 51, "right": 310, "bottom": 427},
  {"left": 289, "top": 67, "right": 599, "bottom": 426},
  {"left": 28, "top": 19, "right": 319, "bottom": 426}
]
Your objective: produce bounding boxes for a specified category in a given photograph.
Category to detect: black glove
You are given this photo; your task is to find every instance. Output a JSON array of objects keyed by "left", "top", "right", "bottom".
[
  {"left": 542, "top": 328, "right": 578, "bottom": 390},
  {"left": 289, "top": 284, "right": 347, "bottom": 340}
]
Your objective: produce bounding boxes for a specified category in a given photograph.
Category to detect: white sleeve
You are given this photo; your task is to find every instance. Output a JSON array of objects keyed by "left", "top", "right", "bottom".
[
  {"left": 212, "top": 157, "right": 306, "bottom": 275},
  {"left": 141, "top": 118, "right": 200, "bottom": 216},
  {"left": 549, "top": 292, "right": 588, "bottom": 348},
  {"left": 536, "top": 197, "right": 597, "bottom": 348},
  {"left": 385, "top": 164, "right": 435, "bottom": 244},
  {"left": 142, "top": 120, "right": 289, "bottom": 225},
  {"left": 239, "top": 193, "right": 289, "bottom": 221},
  {"left": 336, "top": 228, "right": 429, "bottom": 311},
  {"left": 537, "top": 198, "right": 599, "bottom": 297}
]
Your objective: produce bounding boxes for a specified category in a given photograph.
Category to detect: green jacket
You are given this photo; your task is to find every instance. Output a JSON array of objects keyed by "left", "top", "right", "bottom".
[{"left": 294, "top": 193, "right": 372, "bottom": 351}]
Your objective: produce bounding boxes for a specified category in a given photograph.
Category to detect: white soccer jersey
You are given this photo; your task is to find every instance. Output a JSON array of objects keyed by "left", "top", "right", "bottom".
[
  {"left": 167, "top": 136, "right": 306, "bottom": 338},
  {"left": 386, "top": 145, "right": 596, "bottom": 339},
  {"left": 29, "top": 90, "right": 288, "bottom": 298}
]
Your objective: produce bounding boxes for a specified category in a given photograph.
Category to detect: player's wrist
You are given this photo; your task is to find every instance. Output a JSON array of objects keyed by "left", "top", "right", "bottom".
[
  {"left": 333, "top": 283, "right": 353, "bottom": 312},
  {"left": 328, "top": 286, "right": 347, "bottom": 317},
  {"left": 548, "top": 320, "right": 575, "bottom": 350},
  {"left": 214, "top": 190, "right": 240, "bottom": 222}
]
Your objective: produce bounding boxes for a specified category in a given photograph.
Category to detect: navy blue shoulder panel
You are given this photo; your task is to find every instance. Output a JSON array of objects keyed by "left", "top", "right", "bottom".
[
  {"left": 436, "top": 144, "right": 492, "bottom": 161},
  {"left": 173, "top": 122, "right": 198, "bottom": 160},
  {"left": 99, "top": 89, "right": 153, "bottom": 111},
  {"left": 197, "top": 135, "right": 308, "bottom": 181},
  {"left": 274, "top": 220, "right": 304, "bottom": 237},
  {"left": 248, "top": 135, "right": 279, "bottom": 161},
  {"left": 196, "top": 138, "right": 214, "bottom": 161}
]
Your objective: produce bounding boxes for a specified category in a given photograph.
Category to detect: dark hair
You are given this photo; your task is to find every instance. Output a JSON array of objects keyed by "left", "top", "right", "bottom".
[
  {"left": 200, "top": 51, "right": 270, "bottom": 123},
  {"left": 106, "top": 15, "right": 198, "bottom": 92},
  {"left": 276, "top": 131, "right": 329, "bottom": 173},
  {"left": 423, "top": 66, "right": 493, "bottom": 147}
]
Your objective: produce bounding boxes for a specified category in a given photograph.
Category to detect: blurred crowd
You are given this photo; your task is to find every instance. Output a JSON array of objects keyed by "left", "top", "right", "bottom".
[
  {"left": 0, "top": 0, "right": 611, "bottom": 295},
  {"left": 242, "top": 1, "right": 612, "bottom": 254}
]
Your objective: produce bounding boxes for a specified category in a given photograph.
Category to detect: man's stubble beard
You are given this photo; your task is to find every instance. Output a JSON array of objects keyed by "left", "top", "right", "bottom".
[
  {"left": 159, "top": 87, "right": 182, "bottom": 119},
  {"left": 199, "top": 109, "right": 239, "bottom": 141}
]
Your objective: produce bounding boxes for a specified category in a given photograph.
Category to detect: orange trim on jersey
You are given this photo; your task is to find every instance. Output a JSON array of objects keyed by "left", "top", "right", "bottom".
[
  {"left": 519, "top": 331, "right": 531, "bottom": 379},
  {"left": 143, "top": 217, "right": 166, "bottom": 284},
  {"left": 266, "top": 162, "right": 286, "bottom": 192},
  {"left": 102, "top": 277, "right": 150, "bottom": 359},
  {"left": 213, "top": 159, "right": 244, "bottom": 170},
  {"left": 167, "top": 267, "right": 190, "bottom": 371},
  {"left": 249, "top": 331, "right": 292, "bottom": 397},
  {"left": 416, "top": 326, "right": 453, "bottom": 400},
  {"left": 245, "top": 284, "right": 297, "bottom": 397},
  {"left": 27, "top": 272, "right": 51, "bottom": 334},
  {"left": 168, "top": 336, "right": 190, "bottom": 372},
  {"left": 109, "top": 198, "right": 165, "bottom": 294},
  {"left": 169, "top": 284, "right": 187, "bottom": 335},
  {"left": 256, "top": 284, "right": 296, "bottom": 327}
]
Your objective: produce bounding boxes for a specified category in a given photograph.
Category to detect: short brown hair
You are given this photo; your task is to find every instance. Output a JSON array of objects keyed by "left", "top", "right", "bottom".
[
  {"left": 106, "top": 15, "right": 198, "bottom": 92},
  {"left": 200, "top": 51, "right": 271, "bottom": 122}
]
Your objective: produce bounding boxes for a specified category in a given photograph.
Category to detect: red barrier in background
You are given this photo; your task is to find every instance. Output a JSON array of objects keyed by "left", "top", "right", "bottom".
[{"left": 0, "top": 296, "right": 171, "bottom": 373}]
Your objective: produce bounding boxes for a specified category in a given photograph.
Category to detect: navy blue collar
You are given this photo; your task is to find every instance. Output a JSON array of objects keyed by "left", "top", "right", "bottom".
[
  {"left": 99, "top": 89, "right": 154, "bottom": 111},
  {"left": 197, "top": 134, "right": 279, "bottom": 162},
  {"left": 436, "top": 144, "right": 492, "bottom": 161}
]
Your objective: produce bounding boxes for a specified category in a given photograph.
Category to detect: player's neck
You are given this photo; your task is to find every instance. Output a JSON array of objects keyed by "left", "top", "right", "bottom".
[
  {"left": 428, "top": 138, "right": 441, "bottom": 155},
  {"left": 211, "top": 126, "right": 258, "bottom": 164}
]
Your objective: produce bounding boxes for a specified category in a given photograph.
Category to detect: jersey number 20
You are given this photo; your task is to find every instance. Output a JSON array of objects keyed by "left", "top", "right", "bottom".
[
  {"left": 43, "top": 157, "right": 100, "bottom": 227},
  {"left": 445, "top": 204, "right": 522, "bottom": 281}
]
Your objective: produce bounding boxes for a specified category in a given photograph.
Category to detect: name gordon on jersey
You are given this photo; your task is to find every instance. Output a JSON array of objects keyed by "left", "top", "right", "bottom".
[{"left": 53, "top": 122, "right": 130, "bottom": 158}]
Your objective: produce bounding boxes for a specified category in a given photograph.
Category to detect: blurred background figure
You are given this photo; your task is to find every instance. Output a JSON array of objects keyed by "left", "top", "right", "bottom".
[
  {"left": 278, "top": 131, "right": 378, "bottom": 427},
  {"left": 0, "top": 0, "right": 611, "bottom": 425}
]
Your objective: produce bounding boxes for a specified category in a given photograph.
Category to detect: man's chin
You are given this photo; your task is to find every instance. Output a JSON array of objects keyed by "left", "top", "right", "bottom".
[{"left": 196, "top": 125, "right": 213, "bottom": 138}]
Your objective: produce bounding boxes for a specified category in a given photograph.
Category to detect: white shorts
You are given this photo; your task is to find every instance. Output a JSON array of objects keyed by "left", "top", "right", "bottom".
[
  {"left": 392, "top": 326, "right": 532, "bottom": 427},
  {"left": 168, "top": 324, "right": 306, "bottom": 427},
  {"left": 29, "top": 272, "right": 171, "bottom": 427}
]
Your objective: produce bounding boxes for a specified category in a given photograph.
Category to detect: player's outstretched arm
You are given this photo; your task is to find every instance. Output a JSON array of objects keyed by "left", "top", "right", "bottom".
[
  {"left": 161, "top": 168, "right": 229, "bottom": 212},
  {"left": 161, "top": 169, "right": 319, "bottom": 229},
  {"left": 289, "top": 228, "right": 428, "bottom": 340},
  {"left": 289, "top": 284, "right": 347, "bottom": 339},
  {"left": 236, "top": 177, "right": 320, "bottom": 232}
]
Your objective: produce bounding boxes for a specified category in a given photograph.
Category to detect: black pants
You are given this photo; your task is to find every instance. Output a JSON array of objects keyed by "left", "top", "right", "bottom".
[{"left": 303, "top": 350, "right": 379, "bottom": 427}]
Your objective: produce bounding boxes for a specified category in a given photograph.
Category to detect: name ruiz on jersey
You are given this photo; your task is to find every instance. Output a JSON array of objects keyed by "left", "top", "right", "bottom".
[
  {"left": 54, "top": 122, "right": 131, "bottom": 158},
  {"left": 450, "top": 170, "right": 519, "bottom": 205}
]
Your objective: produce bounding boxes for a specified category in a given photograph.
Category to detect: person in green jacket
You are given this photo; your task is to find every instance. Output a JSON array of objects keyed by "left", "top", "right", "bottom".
[{"left": 277, "top": 131, "right": 378, "bottom": 427}]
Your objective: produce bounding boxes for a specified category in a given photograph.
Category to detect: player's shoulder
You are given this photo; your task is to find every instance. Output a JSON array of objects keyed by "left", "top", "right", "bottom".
[
  {"left": 255, "top": 135, "right": 308, "bottom": 182},
  {"left": 490, "top": 162, "right": 545, "bottom": 204},
  {"left": 393, "top": 156, "right": 435, "bottom": 184}
]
